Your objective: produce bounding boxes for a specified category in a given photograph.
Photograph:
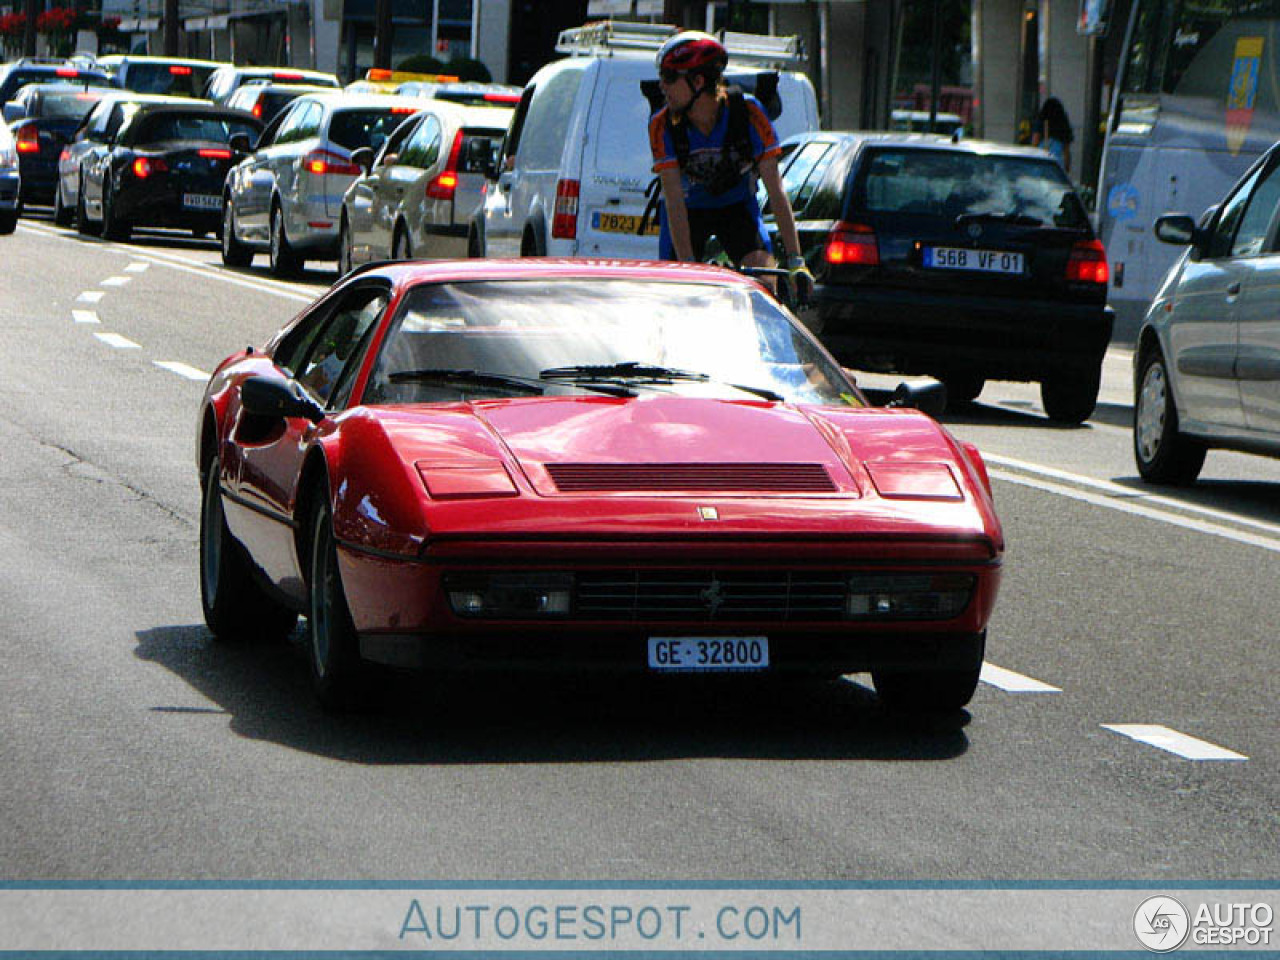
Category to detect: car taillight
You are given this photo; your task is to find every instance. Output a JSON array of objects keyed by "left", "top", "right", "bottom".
[
  {"left": 303, "top": 149, "right": 361, "bottom": 176},
  {"left": 426, "top": 130, "right": 464, "bottom": 200},
  {"left": 1066, "top": 237, "right": 1109, "bottom": 284},
  {"left": 551, "top": 178, "right": 579, "bottom": 239},
  {"left": 825, "top": 221, "right": 879, "bottom": 265},
  {"left": 15, "top": 126, "right": 39, "bottom": 153},
  {"left": 169, "top": 65, "right": 192, "bottom": 76},
  {"left": 273, "top": 71, "right": 303, "bottom": 82},
  {"left": 132, "top": 156, "right": 169, "bottom": 177},
  {"left": 251, "top": 102, "right": 263, "bottom": 119},
  {"left": 198, "top": 148, "right": 232, "bottom": 159},
  {"left": 55, "top": 67, "right": 78, "bottom": 78}
]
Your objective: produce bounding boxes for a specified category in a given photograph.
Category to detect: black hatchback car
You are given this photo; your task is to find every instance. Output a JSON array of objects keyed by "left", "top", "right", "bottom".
[{"left": 767, "top": 132, "right": 1113, "bottom": 423}]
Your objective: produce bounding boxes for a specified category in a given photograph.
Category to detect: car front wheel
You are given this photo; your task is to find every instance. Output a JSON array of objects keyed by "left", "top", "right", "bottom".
[
  {"left": 1134, "top": 348, "right": 1206, "bottom": 484},
  {"left": 338, "top": 217, "right": 353, "bottom": 277},
  {"left": 393, "top": 224, "right": 412, "bottom": 260},
  {"left": 269, "top": 204, "right": 302, "bottom": 277},
  {"left": 308, "top": 493, "right": 371, "bottom": 711},
  {"left": 53, "top": 184, "right": 73, "bottom": 227},
  {"left": 221, "top": 199, "right": 253, "bottom": 267},
  {"left": 200, "top": 462, "right": 297, "bottom": 642},
  {"left": 100, "top": 178, "right": 130, "bottom": 242}
]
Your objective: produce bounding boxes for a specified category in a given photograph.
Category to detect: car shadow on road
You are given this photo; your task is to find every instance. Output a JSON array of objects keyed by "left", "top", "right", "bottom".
[{"left": 134, "top": 625, "right": 970, "bottom": 764}]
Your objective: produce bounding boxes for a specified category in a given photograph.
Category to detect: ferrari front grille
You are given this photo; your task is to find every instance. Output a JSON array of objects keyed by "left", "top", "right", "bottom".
[
  {"left": 575, "top": 570, "right": 848, "bottom": 621},
  {"left": 546, "top": 462, "right": 836, "bottom": 493}
]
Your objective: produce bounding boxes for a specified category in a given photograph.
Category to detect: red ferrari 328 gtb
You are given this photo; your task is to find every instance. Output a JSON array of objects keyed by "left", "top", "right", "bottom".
[{"left": 197, "top": 259, "right": 1004, "bottom": 712}]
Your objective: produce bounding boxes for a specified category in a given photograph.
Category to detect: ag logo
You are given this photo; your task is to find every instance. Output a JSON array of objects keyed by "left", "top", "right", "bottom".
[{"left": 1134, "top": 896, "right": 1190, "bottom": 952}]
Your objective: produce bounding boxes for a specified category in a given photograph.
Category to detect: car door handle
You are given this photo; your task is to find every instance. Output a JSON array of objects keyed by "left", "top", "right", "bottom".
[{"left": 1227, "top": 281, "right": 1242, "bottom": 297}]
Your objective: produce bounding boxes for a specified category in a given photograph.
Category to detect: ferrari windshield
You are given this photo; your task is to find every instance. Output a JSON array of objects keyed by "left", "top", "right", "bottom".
[{"left": 365, "top": 279, "right": 860, "bottom": 406}]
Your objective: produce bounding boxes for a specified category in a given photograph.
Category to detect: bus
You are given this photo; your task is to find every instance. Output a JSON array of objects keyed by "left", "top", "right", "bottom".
[{"left": 1096, "top": 0, "right": 1280, "bottom": 339}]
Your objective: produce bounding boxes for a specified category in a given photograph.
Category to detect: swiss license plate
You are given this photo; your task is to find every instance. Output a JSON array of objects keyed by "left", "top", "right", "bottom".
[
  {"left": 592, "top": 211, "right": 660, "bottom": 236},
  {"left": 923, "top": 246, "right": 1024, "bottom": 274},
  {"left": 648, "top": 636, "right": 770, "bottom": 672},
  {"left": 183, "top": 193, "right": 220, "bottom": 210}
]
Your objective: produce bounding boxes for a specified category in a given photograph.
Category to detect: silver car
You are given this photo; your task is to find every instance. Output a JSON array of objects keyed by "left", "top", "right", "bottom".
[
  {"left": 221, "top": 92, "right": 421, "bottom": 275},
  {"left": 1134, "top": 141, "right": 1280, "bottom": 484},
  {"left": 338, "top": 100, "right": 510, "bottom": 273}
]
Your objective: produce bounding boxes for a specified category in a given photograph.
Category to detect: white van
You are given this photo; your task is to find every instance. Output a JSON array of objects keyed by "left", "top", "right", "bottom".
[{"left": 471, "top": 22, "right": 820, "bottom": 260}]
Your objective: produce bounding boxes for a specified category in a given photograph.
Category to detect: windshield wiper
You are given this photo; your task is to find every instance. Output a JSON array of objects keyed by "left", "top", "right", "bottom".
[
  {"left": 388, "top": 368, "right": 634, "bottom": 398},
  {"left": 954, "top": 212, "right": 1043, "bottom": 228},
  {"left": 540, "top": 361, "right": 783, "bottom": 402}
]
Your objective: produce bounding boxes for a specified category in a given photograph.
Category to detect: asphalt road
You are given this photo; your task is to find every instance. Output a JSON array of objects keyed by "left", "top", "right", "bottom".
[{"left": 1, "top": 214, "right": 1277, "bottom": 881}]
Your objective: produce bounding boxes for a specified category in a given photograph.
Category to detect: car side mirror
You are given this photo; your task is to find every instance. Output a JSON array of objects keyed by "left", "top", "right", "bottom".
[
  {"left": 464, "top": 137, "right": 496, "bottom": 178},
  {"left": 1153, "top": 213, "right": 1201, "bottom": 247},
  {"left": 2, "top": 103, "right": 25, "bottom": 123},
  {"left": 350, "top": 145, "right": 374, "bottom": 173},
  {"left": 228, "top": 132, "right": 252, "bottom": 155},
  {"left": 886, "top": 380, "right": 947, "bottom": 418},
  {"left": 241, "top": 375, "right": 325, "bottom": 424}
]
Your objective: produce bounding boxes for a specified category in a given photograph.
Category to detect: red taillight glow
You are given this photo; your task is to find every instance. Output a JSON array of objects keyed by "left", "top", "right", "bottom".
[
  {"left": 551, "top": 178, "right": 580, "bottom": 240},
  {"left": 484, "top": 92, "right": 519, "bottom": 104},
  {"left": 132, "top": 156, "right": 169, "bottom": 178},
  {"left": 15, "top": 126, "right": 39, "bottom": 153},
  {"left": 426, "top": 130, "right": 464, "bottom": 200},
  {"left": 198, "top": 148, "right": 232, "bottom": 159},
  {"left": 1066, "top": 238, "right": 1109, "bottom": 284},
  {"left": 391, "top": 106, "right": 417, "bottom": 114},
  {"left": 252, "top": 102, "right": 263, "bottom": 119},
  {"left": 55, "top": 67, "right": 78, "bottom": 78},
  {"left": 169, "top": 65, "right": 193, "bottom": 76},
  {"left": 273, "top": 71, "right": 303, "bottom": 82},
  {"left": 825, "top": 221, "right": 879, "bottom": 265},
  {"left": 303, "top": 149, "right": 361, "bottom": 176}
]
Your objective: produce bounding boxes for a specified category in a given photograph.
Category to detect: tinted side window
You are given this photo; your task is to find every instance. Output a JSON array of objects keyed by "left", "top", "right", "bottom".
[
  {"left": 517, "top": 68, "right": 584, "bottom": 169},
  {"left": 400, "top": 114, "right": 442, "bottom": 169},
  {"left": 501, "top": 85, "right": 534, "bottom": 165},
  {"left": 1232, "top": 162, "right": 1280, "bottom": 257},
  {"left": 273, "top": 102, "right": 311, "bottom": 145},
  {"left": 1207, "top": 164, "right": 1264, "bottom": 259},
  {"left": 296, "top": 288, "right": 391, "bottom": 406}
]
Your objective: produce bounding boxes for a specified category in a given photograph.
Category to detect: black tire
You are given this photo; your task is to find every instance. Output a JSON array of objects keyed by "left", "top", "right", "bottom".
[
  {"left": 199, "top": 462, "right": 298, "bottom": 642},
  {"left": 100, "top": 177, "right": 130, "bottom": 242},
  {"left": 872, "top": 633, "right": 985, "bottom": 714},
  {"left": 520, "top": 226, "right": 544, "bottom": 257},
  {"left": 941, "top": 374, "right": 984, "bottom": 406},
  {"left": 1040, "top": 366, "right": 1100, "bottom": 424},
  {"left": 307, "top": 494, "right": 371, "bottom": 711},
  {"left": 393, "top": 223, "right": 412, "bottom": 260},
  {"left": 220, "top": 199, "right": 253, "bottom": 267},
  {"left": 269, "top": 203, "right": 302, "bottom": 277},
  {"left": 467, "top": 224, "right": 484, "bottom": 258},
  {"left": 1133, "top": 347, "right": 1207, "bottom": 484},
  {"left": 76, "top": 178, "right": 99, "bottom": 236},
  {"left": 337, "top": 217, "right": 353, "bottom": 277},
  {"left": 52, "top": 184, "right": 73, "bottom": 227},
  {"left": 0, "top": 210, "right": 14, "bottom": 235}
]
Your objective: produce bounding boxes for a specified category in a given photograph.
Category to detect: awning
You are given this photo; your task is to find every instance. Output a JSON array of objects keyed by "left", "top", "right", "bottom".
[
  {"left": 184, "top": 14, "right": 230, "bottom": 28},
  {"left": 115, "top": 17, "right": 160, "bottom": 30}
]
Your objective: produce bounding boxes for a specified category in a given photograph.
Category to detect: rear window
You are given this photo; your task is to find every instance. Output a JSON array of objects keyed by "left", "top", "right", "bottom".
[
  {"left": 459, "top": 128, "right": 505, "bottom": 173},
  {"left": 121, "top": 63, "right": 217, "bottom": 97},
  {"left": 36, "top": 91, "right": 107, "bottom": 120},
  {"left": 856, "top": 148, "right": 1089, "bottom": 229},
  {"left": 133, "top": 112, "right": 259, "bottom": 144},
  {"left": 328, "top": 108, "right": 417, "bottom": 152}
]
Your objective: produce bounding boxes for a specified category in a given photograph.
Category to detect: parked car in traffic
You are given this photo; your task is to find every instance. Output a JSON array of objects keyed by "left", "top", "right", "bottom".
[
  {"left": 0, "top": 59, "right": 111, "bottom": 106},
  {"left": 224, "top": 81, "right": 335, "bottom": 124},
  {"left": 1134, "top": 142, "right": 1280, "bottom": 483},
  {"left": 0, "top": 121, "right": 19, "bottom": 233},
  {"left": 202, "top": 64, "right": 339, "bottom": 104},
  {"left": 220, "top": 92, "right": 420, "bottom": 274},
  {"left": 3, "top": 82, "right": 110, "bottom": 208},
  {"left": 338, "top": 100, "right": 511, "bottom": 272},
  {"left": 72, "top": 100, "right": 261, "bottom": 241},
  {"left": 197, "top": 257, "right": 1001, "bottom": 713},
  {"left": 762, "top": 131, "right": 1113, "bottom": 423},
  {"left": 96, "top": 55, "right": 223, "bottom": 98}
]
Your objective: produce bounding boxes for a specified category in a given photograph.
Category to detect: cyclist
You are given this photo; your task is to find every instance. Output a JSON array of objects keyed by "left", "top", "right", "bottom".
[{"left": 647, "top": 31, "right": 811, "bottom": 302}]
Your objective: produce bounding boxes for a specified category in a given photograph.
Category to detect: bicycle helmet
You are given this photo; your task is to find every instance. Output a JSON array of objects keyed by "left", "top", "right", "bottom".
[{"left": 656, "top": 31, "right": 728, "bottom": 75}]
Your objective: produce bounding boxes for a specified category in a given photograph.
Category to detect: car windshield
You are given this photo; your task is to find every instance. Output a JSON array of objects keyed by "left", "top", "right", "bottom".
[
  {"left": 857, "top": 148, "right": 1090, "bottom": 229},
  {"left": 132, "top": 111, "right": 259, "bottom": 143},
  {"left": 328, "top": 107, "right": 418, "bottom": 151},
  {"left": 365, "top": 280, "right": 859, "bottom": 406}
]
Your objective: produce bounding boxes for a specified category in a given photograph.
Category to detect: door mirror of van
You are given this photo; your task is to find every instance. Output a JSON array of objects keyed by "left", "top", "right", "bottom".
[{"left": 464, "top": 137, "right": 497, "bottom": 179}]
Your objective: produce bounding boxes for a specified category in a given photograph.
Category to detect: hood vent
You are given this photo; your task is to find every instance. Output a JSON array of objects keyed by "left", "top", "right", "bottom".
[{"left": 546, "top": 462, "right": 836, "bottom": 493}]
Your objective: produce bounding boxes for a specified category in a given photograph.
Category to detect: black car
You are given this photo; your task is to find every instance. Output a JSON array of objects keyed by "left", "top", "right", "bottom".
[
  {"left": 767, "top": 132, "right": 1114, "bottom": 423},
  {"left": 74, "top": 101, "right": 261, "bottom": 241},
  {"left": 4, "top": 82, "right": 110, "bottom": 206},
  {"left": 0, "top": 60, "right": 112, "bottom": 106}
]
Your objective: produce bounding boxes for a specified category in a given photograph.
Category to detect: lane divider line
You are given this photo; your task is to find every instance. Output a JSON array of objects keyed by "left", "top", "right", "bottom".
[
  {"left": 153, "top": 360, "right": 209, "bottom": 381},
  {"left": 980, "top": 662, "right": 1061, "bottom": 693},
  {"left": 124, "top": 262, "right": 149, "bottom": 273},
  {"left": 76, "top": 291, "right": 104, "bottom": 303},
  {"left": 94, "top": 332, "right": 140, "bottom": 350},
  {"left": 1101, "top": 724, "right": 1247, "bottom": 761},
  {"left": 100, "top": 276, "right": 131, "bottom": 287},
  {"left": 71, "top": 310, "right": 99, "bottom": 324}
]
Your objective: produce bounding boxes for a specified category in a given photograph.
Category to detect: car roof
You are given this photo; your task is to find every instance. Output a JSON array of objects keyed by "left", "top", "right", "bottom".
[
  {"left": 405, "top": 99, "right": 513, "bottom": 126},
  {"left": 299, "top": 91, "right": 422, "bottom": 111},
  {"left": 13, "top": 81, "right": 110, "bottom": 98},
  {"left": 782, "top": 129, "right": 1054, "bottom": 160},
  {"left": 370, "top": 258, "right": 766, "bottom": 291},
  {"left": 95, "top": 55, "right": 224, "bottom": 67},
  {"left": 236, "top": 82, "right": 336, "bottom": 96}
]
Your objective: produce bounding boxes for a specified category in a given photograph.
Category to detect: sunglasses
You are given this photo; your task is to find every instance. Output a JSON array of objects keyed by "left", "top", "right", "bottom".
[{"left": 659, "top": 69, "right": 684, "bottom": 84}]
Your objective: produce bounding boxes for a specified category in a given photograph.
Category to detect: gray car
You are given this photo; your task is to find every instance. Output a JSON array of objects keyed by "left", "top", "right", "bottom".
[
  {"left": 0, "top": 122, "right": 19, "bottom": 234},
  {"left": 338, "top": 100, "right": 510, "bottom": 273},
  {"left": 221, "top": 92, "right": 421, "bottom": 275},
  {"left": 1134, "top": 141, "right": 1280, "bottom": 484}
]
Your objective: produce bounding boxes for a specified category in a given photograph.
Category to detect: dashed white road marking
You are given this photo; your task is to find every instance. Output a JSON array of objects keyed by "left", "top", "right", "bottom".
[
  {"left": 980, "top": 662, "right": 1061, "bottom": 693},
  {"left": 1102, "top": 724, "right": 1247, "bottom": 761},
  {"left": 124, "top": 262, "right": 149, "bottom": 273},
  {"left": 100, "top": 276, "right": 131, "bottom": 287},
  {"left": 71, "top": 310, "right": 99, "bottom": 324},
  {"left": 153, "top": 360, "right": 209, "bottom": 381},
  {"left": 76, "top": 291, "right": 104, "bottom": 303},
  {"left": 94, "top": 332, "right": 140, "bottom": 350}
]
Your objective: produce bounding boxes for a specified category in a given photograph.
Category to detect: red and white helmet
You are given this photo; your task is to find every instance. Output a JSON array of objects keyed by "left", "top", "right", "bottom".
[{"left": 656, "top": 31, "right": 728, "bottom": 75}]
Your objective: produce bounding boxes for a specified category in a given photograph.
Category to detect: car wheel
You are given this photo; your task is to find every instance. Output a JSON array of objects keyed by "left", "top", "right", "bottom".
[
  {"left": 1040, "top": 366, "right": 1100, "bottom": 424},
  {"left": 337, "top": 217, "right": 353, "bottom": 277},
  {"left": 76, "top": 177, "right": 99, "bottom": 236},
  {"left": 100, "top": 178, "right": 130, "bottom": 242},
  {"left": 467, "top": 224, "right": 483, "bottom": 258},
  {"left": 307, "top": 493, "right": 371, "bottom": 711},
  {"left": 0, "top": 210, "right": 14, "bottom": 235},
  {"left": 53, "top": 184, "right": 73, "bottom": 228},
  {"left": 871, "top": 633, "right": 985, "bottom": 714},
  {"left": 220, "top": 199, "right": 253, "bottom": 267},
  {"left": 269, "top": 203, "right": 302, "bottom": 277},
  {"left": 200, "top": 461, "right": 298, "bottom": 642},
  {"left": 393, "top": 224, "right": 412, "bottom": 260},
  {"left": 941, "top": 374, "right": 984, "bottom": 406},
  {"left": 1134, "top": 347, "right": 1207, "bottom": 484}
]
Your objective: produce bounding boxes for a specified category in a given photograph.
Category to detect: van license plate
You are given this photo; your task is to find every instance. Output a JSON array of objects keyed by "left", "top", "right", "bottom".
[
  {"left": 923, "top": 246, "right": 1023, "bottom": 274},
  {"left": 648, "top": 636, "right": 769, "bottom": 672},
  {"left": 183, "top": 194, "right": 221, "bottom": 210},
  {"left": 592, "top": 211, "right": 660, "bottom": 236}
]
